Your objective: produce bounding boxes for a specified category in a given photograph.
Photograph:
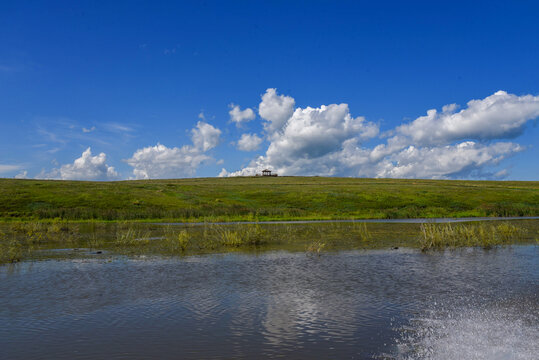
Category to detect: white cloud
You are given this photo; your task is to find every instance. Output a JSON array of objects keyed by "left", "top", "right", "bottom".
[
  {"left": 369, "top": 91, "right": 539, "bottom": 163},
  {"left": 259, "top": 88, "right": 296, "bottom": 134},
  {"left": 102, "top": 122, "right": 135, "bottom": 133},
  {"left": 126, "top": 121, "right": 221, "bottom": 179},
  {"left": 0, "top": 164, "right": 23, "bottom": 174},
  {"left": 225, "top": 99, "right": 379, "bottom": 177},
  {"left": 494, "top": 169, "right": 509, "bottom": 178},
  {"left": 223, "top": 89, "right": 538, "bottom": 180},
  {"left": 191, "top": 121, "right": 221, "bottom": 152},
  {"left": 229, "top": 104, "right": 256, "bottom": 126},
  {"left": 370, "top": 141, "right": 523, "bottom": 179},
  {"left": 218, "top": 168, "right": 229, "bottom": 177},
  {"left": 394, "top": 91, "right": 539, "bottom": 146},
  {"left": 14, "top": 170, "right": 28, "bottom": 179},
  {"left": 266, "top": 103, "right": 378, "bottom": 162},
  {"left": 126, "top": 143, "right": 211, "bottom": 179},
  {"left": 37, "top": 148, "right": 119, "bottom": 180},
  {"left": 82, "top": 126, "right": 96, "bottom": 133},
  {"left": 236, "top": 133, "right": 263, "bottom": 151}
]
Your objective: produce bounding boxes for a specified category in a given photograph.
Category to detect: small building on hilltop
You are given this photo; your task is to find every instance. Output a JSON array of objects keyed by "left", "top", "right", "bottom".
[{"left": 257, "top": 169, "right": 278, "bottom": 177}]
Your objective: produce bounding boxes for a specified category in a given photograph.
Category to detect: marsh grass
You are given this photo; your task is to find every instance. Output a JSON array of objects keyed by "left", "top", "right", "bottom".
[
  {"left": 419, "top": 222, "right": 527, "bottom": 251},
  {"left": 353, "top": 222, "right": 371, "bottom": 243},
  {"left": 0, "top": 231, "right": 26, "bottom": 263},
  {"left": 215, "top": 228, "right": 244, "bottom": 247},
  {"left": 306, "top": 240, "right": 326, "bottom": 256},
  {"left": 0, "top": 220, "right": 536, "bottom": 264},
  {"left": 194, "top": 223, "right": 268, "bottom": 249},
  {"left": 176, "top": 231, "right": 190, "bottom": 252},
  {"left": 162, "top": 227, "right": 190, "bottom": 253}
]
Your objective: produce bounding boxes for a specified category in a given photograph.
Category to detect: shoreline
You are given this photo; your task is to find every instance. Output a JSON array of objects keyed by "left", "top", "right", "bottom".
[{"left": 155, "top": 216, "right": 539, "bottom": 226}]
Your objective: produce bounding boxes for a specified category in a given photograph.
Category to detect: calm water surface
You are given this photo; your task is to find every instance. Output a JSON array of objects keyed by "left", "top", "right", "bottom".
[{"left": 1, "top": 246, "right": 537, "bottom": 359}]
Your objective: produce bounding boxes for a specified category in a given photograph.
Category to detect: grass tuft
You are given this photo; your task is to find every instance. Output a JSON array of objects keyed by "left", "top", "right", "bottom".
[
  {"left": 419, "top": 222, "right": 526, "bottom": 251},
  {"left": 0, "top": 231, "right": 26, "bottom": 263},
  {"left": 306, "top": 240, "right": 326, "bottom": 256},
  {"left": 210, "top": 223, "right": 268, "bottom": 248},
  {"left": 162, "top": 227, "right": 191, "bottom": 253}
]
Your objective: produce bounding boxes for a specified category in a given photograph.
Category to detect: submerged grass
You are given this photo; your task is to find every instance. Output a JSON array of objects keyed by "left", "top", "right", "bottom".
[
  {"left": 0, "top": 231, "right": 25, "bottom": 263},
  {"left": 306, "top": 240, "right": 326, "bottom": 256},
  {"left": 163, "top": 227, "right": 190, "bottom": 253},
  {"left": 0, "top": 219, "right": 537, "bottom": 264},
  {"left": 419, "top": 222, "right": 528, "bottom": 251}
]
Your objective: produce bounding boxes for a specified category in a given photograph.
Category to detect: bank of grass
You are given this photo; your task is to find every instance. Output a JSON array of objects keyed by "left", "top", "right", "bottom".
[
  {"left": 0, "top": 177, "right": 538, "bottom": 222},
  {"left": 1, "top": 220, "right": 537, "bottom": 264}
]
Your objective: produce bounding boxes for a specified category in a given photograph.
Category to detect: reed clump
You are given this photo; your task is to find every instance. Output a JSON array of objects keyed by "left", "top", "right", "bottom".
[
  {"left": 419, "top": 222, "right": 526, "bottom": 251},
  {"left": 158, "top": 223, "right": 269, "bottom": 253},
  {"left": 208, "top": 223, "right": 268, "bottom": 248},
  {"left": 306, "top": 240, "right": 326, "bottom": 256},
  {"left": 7, "top": 219, "right": 78, "bottom": 245},
  {"left": 216, "top": 228, "right": 244, "bottom": 247},
  {"left": 352, "top": 222, "right": 371, "bottom": 243},
  {"left": 177, "top": 231, "right": 190, "bottom": 252},
  {"left": 163, "top": 227, "right": 191, "bottom": 253},
  {"left": 114, "top": 226, "right": 150, "bottom": 247},
  {"left": 0, "top": 231, "right": 26, "bottom": 263}
]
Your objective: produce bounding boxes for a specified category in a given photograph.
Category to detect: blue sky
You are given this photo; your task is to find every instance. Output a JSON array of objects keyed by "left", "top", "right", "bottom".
[{"left": 1, "top": 1, "right": 538, "bottom": 180}]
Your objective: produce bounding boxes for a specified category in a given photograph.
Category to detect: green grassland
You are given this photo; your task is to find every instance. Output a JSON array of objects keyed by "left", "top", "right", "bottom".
[{"left": 0, "top": 177, "right": 538, "bottom": 221}]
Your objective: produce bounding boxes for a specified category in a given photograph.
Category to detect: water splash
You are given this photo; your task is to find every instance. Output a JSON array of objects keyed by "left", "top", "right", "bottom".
[{"left": 393, "top": 297, "right": 539, "bottom": 360}]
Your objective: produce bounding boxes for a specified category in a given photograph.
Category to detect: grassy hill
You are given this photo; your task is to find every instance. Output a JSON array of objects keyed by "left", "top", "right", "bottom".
[{"left": 0, "top": 177, "right": 537, "bottom": 221}]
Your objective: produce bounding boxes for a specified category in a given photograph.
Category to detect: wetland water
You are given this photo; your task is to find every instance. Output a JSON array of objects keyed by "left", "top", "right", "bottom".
[
  {"left": 157, "top": 216, "right": 539, "bottom": 226},
  {"left": 1, "top": 246, "right": 538, "bottom": 359}
]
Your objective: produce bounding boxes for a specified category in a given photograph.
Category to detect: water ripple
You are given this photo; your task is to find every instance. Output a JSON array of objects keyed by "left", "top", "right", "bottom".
[{"left": 0, "top": 246, "right": 537, "bottom": 359}]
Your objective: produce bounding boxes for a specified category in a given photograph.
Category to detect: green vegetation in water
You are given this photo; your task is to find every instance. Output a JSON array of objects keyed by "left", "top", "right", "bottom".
[
  {"left": 0, "top": 219, "right": 79, "bottom": 263},
  {"left": 0, "top": 177, "right": 538, "bottom": 222},
  {"left": 0, "top": 231, "right": 25, "bottom": 263},
  {"left": 419, "top": 222, "right": 528, "bottom": 251},
  {"left": 1, "top": 220, "right": 537, "bottom": 264},
  {"left": 306, "top": 240, "right": 326, "bottom": 256}
]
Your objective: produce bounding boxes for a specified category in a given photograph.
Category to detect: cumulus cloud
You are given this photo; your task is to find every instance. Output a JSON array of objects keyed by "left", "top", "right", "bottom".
[
  {"left": 378, "top": 91, "right": 539, "bottom": 157},
  {"left": 14, "top": 170, "right": 28, "bottom": 179},
  {"left": 370, "top": 141, "right": 523, "bottom": 179},
  {"left": 191, "top": 121, "right": 221, "bottom": 151},
  {"left": 222, "top": 89, "right": 538, "bottom": 179},
  {"left": 259, "top": 88, "right": 296, "bottom": 134},
  {"left": 229, "top": 104, "right": 256, "bottom": 126},
  {"left": 126, "top": 143, "right": 211, "bottom": 179},
  {"left": 218, "top": 168, "right": 229, "bottom": 177},
  {"left": 37, "top": 148, "right": 119, "bottom": 180},
  {"left": 266, "top": 104, "right": 378, "bottom": 161},
  {"left": 126, "top": 121, "right": 221, "bottom": 179},
  {"left": 224, "top": 93, "right": 379, "bottom": 177},
  {"left": 395, "top": 91, "right": 539, "bottom": 145},
  {"left": 236, "top": 133, "right": 263, "bottom": 151}
]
